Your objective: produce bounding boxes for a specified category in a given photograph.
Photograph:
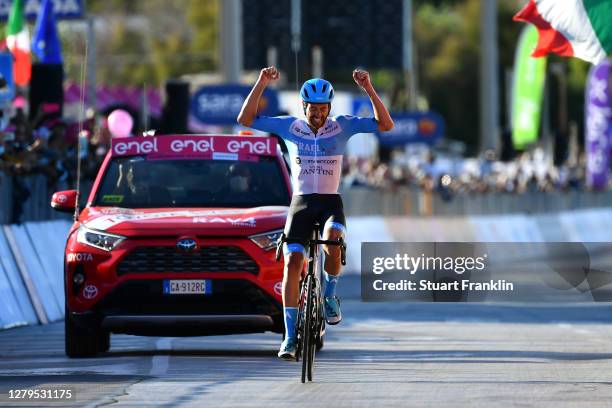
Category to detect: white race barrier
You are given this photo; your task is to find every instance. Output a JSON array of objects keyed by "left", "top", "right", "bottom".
[
  {"left": 1, "top": 221, "right": 71, "bottom": 325},
  {"left": 558, "top": 208, "right": 612, "bottom": 242},
  {"left": 1, "top": 211, "right": 612, "bottom": 329},
  {"left": 343, "top": 209, "right": 612, "bottom": 274},
  {"left": 0, "top": 228, "right": 38, "bottom": 329},
  {"left": 25, "top": 220, "right": 69, "bottom": 306},
  {"left": 345, "top": 216, "right": 394, "bottom": 277}
]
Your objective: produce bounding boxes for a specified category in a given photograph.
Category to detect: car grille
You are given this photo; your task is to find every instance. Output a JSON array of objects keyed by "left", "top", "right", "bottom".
[{"left": 116, "top": 246, "right": 259, "bottom": 276}]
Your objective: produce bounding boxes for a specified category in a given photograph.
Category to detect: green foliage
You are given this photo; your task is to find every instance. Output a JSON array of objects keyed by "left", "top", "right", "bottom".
[
  {"left": 567, "top": 57, "right": 590, "bottom": 135},
  {"left": 415, "top": 0, "right": 482, "bottom": 150},
  {"left": 66, "top": 0, "right": 219, "bottom": 86}
]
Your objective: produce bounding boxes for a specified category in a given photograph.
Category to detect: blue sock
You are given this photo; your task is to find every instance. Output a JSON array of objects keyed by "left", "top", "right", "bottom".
[
  {"left": 284, "top": 307, "right": 298, "bottom": 340},
  {"left": 324, "top": 272, "right": 339, "bottom": 298}
]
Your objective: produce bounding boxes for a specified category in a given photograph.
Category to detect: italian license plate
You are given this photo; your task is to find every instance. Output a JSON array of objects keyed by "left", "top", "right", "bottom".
[{"left": 163, "top": 280, "right": 211, "bottom": 295}]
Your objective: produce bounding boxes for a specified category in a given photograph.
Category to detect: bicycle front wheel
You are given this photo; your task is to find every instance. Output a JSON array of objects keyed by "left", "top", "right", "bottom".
[
  {"left": 301, "top": 274, "right": 313, "bottom": 383},
  {"left": 307, "top": 283, "right": 319, "bottom": 382}
]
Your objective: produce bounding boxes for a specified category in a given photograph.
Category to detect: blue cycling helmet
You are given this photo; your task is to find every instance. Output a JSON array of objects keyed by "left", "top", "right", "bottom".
[{"left": 300, "top": 78, "right": 334, "bottom": 104}]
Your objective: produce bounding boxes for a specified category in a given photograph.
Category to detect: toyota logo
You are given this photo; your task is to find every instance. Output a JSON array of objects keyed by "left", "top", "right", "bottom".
[
  {"left": 177, "top": 238, "right": 197, "bottom": 252},
  {"left": 83, "top": 284, "right": 98, "bottom": 300}
]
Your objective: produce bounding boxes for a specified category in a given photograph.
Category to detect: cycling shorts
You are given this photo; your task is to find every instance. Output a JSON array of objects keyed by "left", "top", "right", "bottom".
[{"left": 283, "top": 193, "right": 346, "bottom": 256}]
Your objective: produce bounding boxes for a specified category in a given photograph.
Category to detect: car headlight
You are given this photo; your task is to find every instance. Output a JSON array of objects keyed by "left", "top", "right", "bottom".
[
  {"left": 76, "top": 225, "right": 126, "bottom": 252},
  {"left": 249, "top": 229, "right": 284, "bottom": 251}
]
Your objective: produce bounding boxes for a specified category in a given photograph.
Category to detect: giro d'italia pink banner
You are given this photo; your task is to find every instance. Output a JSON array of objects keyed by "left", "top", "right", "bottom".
[{"left": 585, "top": 59, "right": 612, "bottom": 190}]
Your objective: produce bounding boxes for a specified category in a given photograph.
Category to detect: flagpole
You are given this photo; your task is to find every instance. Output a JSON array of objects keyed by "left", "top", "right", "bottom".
[
  {"left": 74, "top": 38, "right": 88, "bottom": 222},
  {"left": 220, "top": 0, "right": 242, "bottom": 83},
  {"left": 403, "top": 0, "right": 417, "bottom": 110},
  {"left": 479, "top": 0, "right": 500, "bottom": 154},
  {"left": 86, "top": 16, "right": 96, "bottom": 111}
]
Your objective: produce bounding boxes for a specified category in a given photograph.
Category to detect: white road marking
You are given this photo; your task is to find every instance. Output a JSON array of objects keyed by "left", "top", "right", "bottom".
[
  {"left": 149, "top": 338, "right": 173, "bottom": 376},
  {"left": 557, "top": 323, "right": 599, "bottom": 338},
  {"left": 353, "top": 356, "right": 374, "bottom": 362}
]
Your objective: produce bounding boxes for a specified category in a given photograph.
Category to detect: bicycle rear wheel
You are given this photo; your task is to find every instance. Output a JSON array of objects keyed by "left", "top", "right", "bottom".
[{"left": 301, "top": 274, "right": 313, "bottom": 383}]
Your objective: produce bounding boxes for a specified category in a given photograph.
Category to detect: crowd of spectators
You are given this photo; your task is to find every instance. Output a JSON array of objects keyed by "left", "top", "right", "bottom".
[
  {"left": 0, "top": 104, "right": 112, "bottom": 181},
  {"left": 341, "top": 148, "right": 589, "bottom": 199},
  {"left": 0, "top": 99, "right": 602, "bottom": 223},
  {"left": 0, "top": 101, "right": 112, "bottom": 222}
]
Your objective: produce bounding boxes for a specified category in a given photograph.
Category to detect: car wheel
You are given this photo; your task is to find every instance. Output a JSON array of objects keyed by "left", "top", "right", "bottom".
[{"left": 65, "top": 307, "right": 100, "bottom": 358}]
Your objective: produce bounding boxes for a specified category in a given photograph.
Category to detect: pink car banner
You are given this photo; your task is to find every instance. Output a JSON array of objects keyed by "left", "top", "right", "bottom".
[{"left": 111, "top": 135, "right": 278, "bottom": 160}]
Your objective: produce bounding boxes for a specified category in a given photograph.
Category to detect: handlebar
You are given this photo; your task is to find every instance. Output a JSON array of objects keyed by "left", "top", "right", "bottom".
[{"left": 275, "top": 234, "right": 347, "bottom": 266}]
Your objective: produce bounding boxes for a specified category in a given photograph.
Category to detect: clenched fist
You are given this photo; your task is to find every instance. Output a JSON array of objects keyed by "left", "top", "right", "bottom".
[
  {"left": 353, "top": 69, "right": 372, "bottom": 89},
  {"left": 258, "top": 66, "right": 280, "bottom": 85}
]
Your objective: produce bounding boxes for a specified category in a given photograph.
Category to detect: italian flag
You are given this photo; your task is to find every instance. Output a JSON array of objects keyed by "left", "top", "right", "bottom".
[
  {"left": 514, "top": 0, "right": 612, "bottom": 65},
  {"left": 5, "top": 0, "right": 31, "bottom": 86}
]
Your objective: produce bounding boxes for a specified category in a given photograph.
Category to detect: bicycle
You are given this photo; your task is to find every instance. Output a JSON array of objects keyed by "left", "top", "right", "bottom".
[{"left": 275, "top": 223, "right": 346, "bottom": 383}]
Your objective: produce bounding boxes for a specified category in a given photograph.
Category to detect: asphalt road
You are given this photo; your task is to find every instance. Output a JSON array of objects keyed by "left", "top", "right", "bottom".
[{"left": 1, "top": 276, "right": 612, "bottom": 407}]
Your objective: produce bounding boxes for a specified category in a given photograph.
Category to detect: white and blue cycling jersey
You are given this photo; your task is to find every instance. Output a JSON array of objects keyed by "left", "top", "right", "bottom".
[{"left": 250, "top": 115, "right": 378, "bottom": 195}]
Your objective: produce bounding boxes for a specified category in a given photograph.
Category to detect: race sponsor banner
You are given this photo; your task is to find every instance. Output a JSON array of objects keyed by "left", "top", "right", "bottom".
[
  {"left": 190, "top": 84, "right": 279, "bottom": 126},
  {"left": 0, "top": 0, "right": 84, "bottom": 20},
  {"left": 512, "top": 25, "right": 547, "bottom": 150},
  {"left": 585, "top": 59, "right": 612, "bottom": 190},
  {"left": 352, "top": 96, "right": 375, "bottom": 117},
  {"left": 376, "top": 111, "right": 445, "bottom": 146},
  {"left": 111, "top": 135, "right": 278, "bottom": 159}
]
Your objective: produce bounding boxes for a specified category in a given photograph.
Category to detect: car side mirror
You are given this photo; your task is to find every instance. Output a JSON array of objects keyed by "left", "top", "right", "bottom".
[{"left": 51, "top": 190, "right": 77, "bottom": 213}]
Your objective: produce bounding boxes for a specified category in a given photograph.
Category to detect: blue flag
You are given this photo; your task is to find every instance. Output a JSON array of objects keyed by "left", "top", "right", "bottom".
[
  {"left": 32, "top": 0, "right": 63, "bottom": 64},
  {"left": 0, "top": 53, "right": 15, "bottom": 105}
]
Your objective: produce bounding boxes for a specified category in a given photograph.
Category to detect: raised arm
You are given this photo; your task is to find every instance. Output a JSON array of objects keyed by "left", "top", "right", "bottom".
[
  {"left": 353, "top": 69, "right": 394, "bottom": 132},
  {"left": 237, "top": 66, "right": 279, "bottom": 127}
]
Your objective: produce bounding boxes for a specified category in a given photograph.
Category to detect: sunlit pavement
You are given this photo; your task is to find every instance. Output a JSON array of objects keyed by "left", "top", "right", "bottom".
[{"left": 1, "top": 277, "right": 612, "bottom": 407}]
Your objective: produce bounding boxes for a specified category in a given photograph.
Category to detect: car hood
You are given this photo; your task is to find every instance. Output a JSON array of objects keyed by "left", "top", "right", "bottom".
[{"left": 80, "top": 206, "right": 288, "bottom": 237}]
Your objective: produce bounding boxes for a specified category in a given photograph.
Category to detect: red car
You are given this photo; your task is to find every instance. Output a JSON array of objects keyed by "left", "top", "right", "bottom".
[{"left": 51, "top": 134, "right": 292, "bottom": 357}]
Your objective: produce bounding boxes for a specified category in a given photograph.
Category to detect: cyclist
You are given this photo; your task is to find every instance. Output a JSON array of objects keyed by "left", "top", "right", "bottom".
[{"left": 237, "top": 66, "right": 394, "bottom": 359}]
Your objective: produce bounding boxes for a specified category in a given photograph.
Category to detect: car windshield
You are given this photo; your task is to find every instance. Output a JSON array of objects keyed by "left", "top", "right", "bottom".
[{"left": 92, "top": 156, "right": 290, "bottom": 208}]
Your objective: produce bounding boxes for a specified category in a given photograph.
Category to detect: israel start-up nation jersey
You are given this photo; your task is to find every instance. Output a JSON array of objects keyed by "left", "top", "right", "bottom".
[{"left": 250, "top": 115, "right": 378, "bottom": 195}]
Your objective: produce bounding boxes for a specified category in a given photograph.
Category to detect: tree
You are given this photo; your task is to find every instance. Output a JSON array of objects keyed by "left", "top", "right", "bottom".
[
  {"left": 414, "top": 0, "right": 481, "bottom": 151},
  {"left": 61, "top": 0, "right": 219, "bottom": 86}
]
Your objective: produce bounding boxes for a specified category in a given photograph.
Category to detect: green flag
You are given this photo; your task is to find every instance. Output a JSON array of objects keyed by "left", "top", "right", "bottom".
[
  {"left": 511, "top": 25, "right": 547, "bottom": 150},
  {"left": 5, "top": 0, "right": 31, "bottom": 86}
]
